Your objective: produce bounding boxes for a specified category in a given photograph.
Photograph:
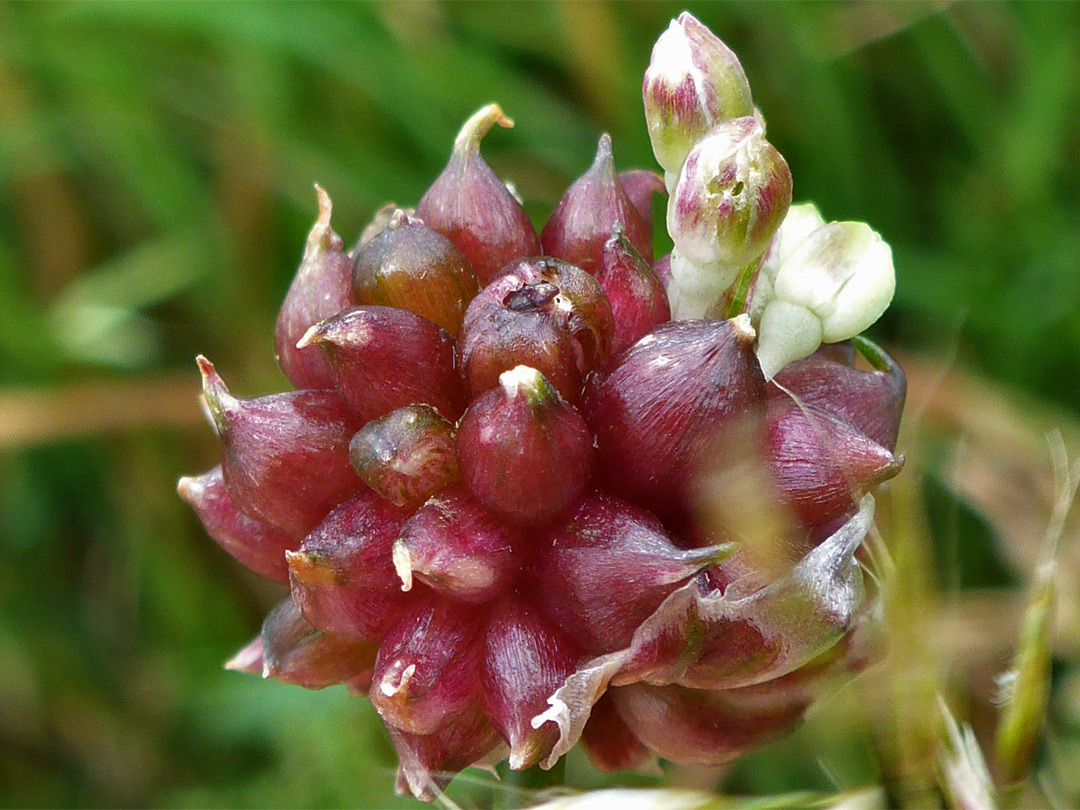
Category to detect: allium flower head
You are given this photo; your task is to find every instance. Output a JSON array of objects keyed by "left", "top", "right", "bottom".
[{"left": 181, "top": 13, "right": 905, "bottom": 802}]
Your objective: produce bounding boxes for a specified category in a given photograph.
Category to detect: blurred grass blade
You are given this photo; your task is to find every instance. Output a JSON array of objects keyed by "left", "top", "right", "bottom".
[
  {"left": 939, "top": 697, "right": 998, "bottom": 810},
  {"left": 993, "top": 436, "right": 1079, "bottom": 791}
]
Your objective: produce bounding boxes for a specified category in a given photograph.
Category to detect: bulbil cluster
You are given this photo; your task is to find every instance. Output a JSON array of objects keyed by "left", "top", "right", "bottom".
[{"left": 179, "top": 14, "right": 904, "bottom": 802}]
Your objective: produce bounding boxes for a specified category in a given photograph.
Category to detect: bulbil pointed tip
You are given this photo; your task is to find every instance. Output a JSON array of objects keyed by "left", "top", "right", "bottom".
[
  {"left": 454, "top": 103, "right": 514, "bottom": 154},
  {"left": 196, "top": 356, "right": 236, "bottom": 432},
  {"left": 313, "top": 183, "right": 333, "bottom": 230},
  {"left": 176, "top": 475, "right": 202, "bottom": 502},
  {"left": 731, "top": 313, "right": 756, "bottom": 346},
  {"left": 498, "top": 365, "right": 558, "bottom": 407},
  {"left": 393, "top": 540, "right": 414, "bottom": 592},
  {"left": 294, "top": 322, "right": 322, "bottom": 350},
  {"left": 224, "top": 637, "right": 265, "bottom": 674},
  {"left": 285, "top": 549, "right": 337, "bottom": 587}
]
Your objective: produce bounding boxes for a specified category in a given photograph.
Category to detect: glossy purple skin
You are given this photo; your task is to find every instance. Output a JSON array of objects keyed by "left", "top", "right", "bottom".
[
  {"left": 481, "top": 595, "right": 579, "bottom": 769},
  {"left": 457, "top": 256, "right": 614, "bottom": 403},
  {"left": 534, "top": 492, "right": 725, "bottom": 654},
  {"left": 583, "top": 318, "right": 766, "bottom": 516},
  {"left": 764, "top": 397, "right": 901, "bottom": 527},
  {"left": 287, "top": 492, "right": 416, "bottom": 640},
  {"left": 541, "top": 134, "right": 653, "bottom": 275},
  {"left": 456, "top": 371, "right": 594, "bottom": 527},
  {"left": 275, "top": 189, "right": 355, "bottom": 390},
  {"left": 597, "top": 227, "right": 671, "bottom": 354},
  {"left": 397, "top": 486, "right": 524, "bottom": 604},
  {"left": 303, "top": 305, "right": 466, "bottom": 423},
  {"left": 388, "top": 701, "right": 501, "bottom": 802},
  {"left": 199, "top": 358, "right": 365, "bottom": 538},
  {"left": 351, "top": 212, "right": 479, "bottom": 336},
  {"left": 177, "top": 466, "right": 297, "bottom": 583},
  {"left": 617, "top": 168, "right": 666, "bottom": 242},
  {"left": 260, "top": 598, "right": 378, "bottom": 690},
  {"left": 417, "top": 118, "right": 539, "bottom": 285},
  {"left": 348, "top": 405, "right": 460, "bottom": 507},
  {"left": 770, "top": 346, "right": 906, "bottom": 452},
  {"left": 371, "top": 596, "right": 485, "bottom": 735}
]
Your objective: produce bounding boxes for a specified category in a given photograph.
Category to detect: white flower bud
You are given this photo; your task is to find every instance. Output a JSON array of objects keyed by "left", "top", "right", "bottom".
[
  {"left": 643, "top": 13, "right": 753, "bottom": 176},
  {"left": 773, "top": 221, "right": 894, "bottom": 342},
  {"left": 755, "top": 220, "right": 895, "bottom": 377},
  {"left": 667, "top": 116, "right": 792, "bottom": 271},
  {"left": 750, "top": 202, "right": 825, "bottom": 320}
]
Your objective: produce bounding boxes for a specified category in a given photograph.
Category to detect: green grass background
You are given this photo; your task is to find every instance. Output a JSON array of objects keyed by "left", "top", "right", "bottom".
[{"left": 2, "top": 2, "right": 1080, "bottom": 807}]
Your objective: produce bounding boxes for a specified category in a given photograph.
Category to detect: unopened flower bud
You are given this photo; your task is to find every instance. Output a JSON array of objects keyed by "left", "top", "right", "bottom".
[
  {"left": 197, "top": 357, "right": 363, "bottom": 537},
  {"left": 458, "top": 257, "right": 613, "bottom": 402},
  {"left": 665, "top": 247, "right": 741, "bottom": 320},
  {"left": 348, "top": 405, "right": 459, "bottom": 507},
  {"left": 598, "top": 225, "right": 671, "bottom": 353},
  {"left": 177, "top": 466, "right": 296, "bottom": 582},
  {"left": 535, "top": 492, "right": 733, "bottom": 654},
  {"left": 352, "top": 209, "right": 479, "bottom": 336},
  {"left": 394, "top": 486, "right": 523, "bottom": 603},
  {"left": 541, "top": 134, "right": 652, "bottom": 275},
  {"left": 757, "top": 221, "right": 895, "bottom": 378},
  {"left": 643, "top": 12, "right": 753, "bottom": 175},
  {"left": 668, "top": 116, "right": 792, "bottom": 271},
  {"left": 298, "top": 306, "right": 466, "bottom": 422},
  {"left": 416, "top": 104, "right": 540, "bottom": 283},
  {"left": 371, "top": 597, "right": 484, "bottom": 735},
  {"left": 274, "top": 186, "right": 356, "bottom": 390},
  {"left": 456, "top": 366, "right": 594, "bottom": 526}
]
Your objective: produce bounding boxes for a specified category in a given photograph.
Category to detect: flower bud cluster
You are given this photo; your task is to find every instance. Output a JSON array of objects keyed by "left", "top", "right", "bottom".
[
  {"left": 644, "top": 14, "right": 894, "bottom": 375},
  {"left": 179, "top": 14, "right": 905, "bottom": 803}
]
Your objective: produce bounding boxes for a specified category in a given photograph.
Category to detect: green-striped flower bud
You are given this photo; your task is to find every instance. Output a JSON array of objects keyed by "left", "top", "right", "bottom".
[
  {"left": 667, "top": 117, "right": 792, "bottom": 272},
  {"left": 643, "top": 13, "right": 754, "bottom": 176}
]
